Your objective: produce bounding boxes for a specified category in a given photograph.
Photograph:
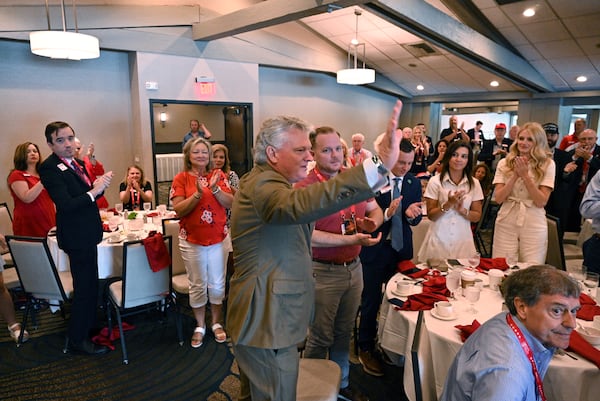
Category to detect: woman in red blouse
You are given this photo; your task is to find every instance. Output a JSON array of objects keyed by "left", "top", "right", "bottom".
[
  {"left": 8, "top": 142, "right": 56, "bottom": 237},
  {"left": 171, "top": 138, "right": 233, "bottom": 348}
]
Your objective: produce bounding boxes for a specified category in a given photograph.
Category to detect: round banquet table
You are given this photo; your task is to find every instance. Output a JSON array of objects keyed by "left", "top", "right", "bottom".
[{"left": 377, "top": 268, "right": 600, "bottom": 401}]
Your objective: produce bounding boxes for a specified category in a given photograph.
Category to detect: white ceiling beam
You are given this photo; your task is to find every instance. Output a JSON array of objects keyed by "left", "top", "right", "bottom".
[
  {"left": 192, "top": 0, "right": 369, "bottom": 41},
  {"left": 366, "top": 0, "right": 553, "bottom": 93}
]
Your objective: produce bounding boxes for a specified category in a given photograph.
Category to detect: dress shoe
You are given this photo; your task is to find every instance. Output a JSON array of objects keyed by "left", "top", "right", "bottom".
[
  {"left": 358, "top": 349, "right": 384, "bottom": 377},
  {"left": 339, "top": 384, "right": 369, "bottom": 401},
  {"left": 69, "top": 339, "right": 110, "bottom": 355}
]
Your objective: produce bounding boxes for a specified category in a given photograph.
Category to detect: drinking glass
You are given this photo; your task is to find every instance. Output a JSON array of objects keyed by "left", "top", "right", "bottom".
[
  {"left": 571, "top": 264, "right": 587, "bottom": 286},
  {"left": 506, "top": 253, "right": 518, "bottom": 269},
  {"left": 584, "top": 272, "right": 599, "bottom": 297},
  {"left": 115, "top": 203, "right": 124, "bottom": 215},
  {"left": 464, "top": 286, "right": 481, "bottom": 314},
  {"left": 467, "top": 252, "right": 480, "bottom": 270},
  {"left": 157, "top": 204, "right": 167, "bottom": 216},
  {"left": 446, "top": 271, "right": 461, "bottom": 300},
  {"left": 143, "top": 202, "right": 152, "bottom": 212}
]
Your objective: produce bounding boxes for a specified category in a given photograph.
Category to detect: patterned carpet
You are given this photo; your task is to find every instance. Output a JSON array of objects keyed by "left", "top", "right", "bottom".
[{"left": 0, "top": 302, "right": 241, "bottom": 401}]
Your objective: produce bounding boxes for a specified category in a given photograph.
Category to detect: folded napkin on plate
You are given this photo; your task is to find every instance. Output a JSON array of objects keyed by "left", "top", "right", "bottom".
[
  {"left": 399, "top": 292, "right": 448, "bottom": 311},
  {"left": 142, "top": 231, "right": 170, "bottom": 272},
  {"left": 567, "top": 330, "right": 600, "bottom": 369},
  {"left": 91, "top": 322, "right": 135, "bottom": 350},
  {"left": 478, "top": 257, "right": 509, "bottom": 271},
  {"left": 580, "top": 293, "right": 597, "bottom": 305},
  {"left": 146, "top": 211, "right": 159, "bottom": 217},
  {"left": 455, "top": 319, "right": 481, "bottom": 342},
  {"left": 102, "top": 222, "right": 112, "bottom": 233}
]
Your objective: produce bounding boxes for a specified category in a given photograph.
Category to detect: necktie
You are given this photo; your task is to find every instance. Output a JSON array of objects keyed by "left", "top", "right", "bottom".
[
  {"left": 71, "top": 160, "right": 91, "bottom": 186},
  {"left": 391, "top": 177, "right": 403, "bottom": 251},
  {"left": 579, "top": 159, "right": 589, "bottom": 193}
]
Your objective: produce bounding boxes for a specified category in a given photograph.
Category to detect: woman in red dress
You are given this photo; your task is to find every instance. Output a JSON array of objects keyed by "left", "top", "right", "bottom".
[{"left": 7, "top": 142, "right": 56, "bottom": 237}]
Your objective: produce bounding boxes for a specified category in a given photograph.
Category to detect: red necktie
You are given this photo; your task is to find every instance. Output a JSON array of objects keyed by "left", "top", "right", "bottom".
[
  {"left": 71, "top": 160, "right": 91, "bottom": 186},
  {"left": 579, "top": 159, "right": 589, "bottom": 193}
]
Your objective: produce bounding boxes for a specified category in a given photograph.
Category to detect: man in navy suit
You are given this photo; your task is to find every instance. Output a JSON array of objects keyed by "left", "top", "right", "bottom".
[
  {"left": 477, "top": 123, "right": 512, "bottom": 171},
  {"left": 357, "top": 139, "right": 423, "bottom": 376},
  {"left": 39, "top": 121, "right": 113, "bottom": 355}
]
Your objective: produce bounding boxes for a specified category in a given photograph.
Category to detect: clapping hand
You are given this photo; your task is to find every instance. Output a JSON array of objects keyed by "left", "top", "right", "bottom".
[
  {"left": 514, "top": 156, "right": 529, "bottom": 178},
  {"left": 356, "top": 216, "right": 378, "bottom": 233}
]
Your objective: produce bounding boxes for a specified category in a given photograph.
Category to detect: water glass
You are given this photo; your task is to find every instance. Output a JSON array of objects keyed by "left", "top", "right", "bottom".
[
  {"left": 143, "top": 202, "right": 152, "bottom": 212},
  {"left": 571, "top": 265, "right": 587, "bottom": 284},
  {"left": 115, "top": 203, "right": 124, "bottom": 214},
  {"left": 584, "top": 272, "right": 599, "bottom": 297},
  {"left": 467, "top": 252, "right": 480, "bottom": 269},
  {"left": 506, "top": 254, "right": 518, "bottom": 269},
  {"left": 446, "top": 271, "right": 461, "bottom": 299},
  {"left": 464, "top": 286, "right": 481, "bottom": 314}
]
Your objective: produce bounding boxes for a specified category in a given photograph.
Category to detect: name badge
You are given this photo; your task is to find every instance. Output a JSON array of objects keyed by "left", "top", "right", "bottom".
[{"left": 57, "top": 163, "right": 68, "bottom": 171}]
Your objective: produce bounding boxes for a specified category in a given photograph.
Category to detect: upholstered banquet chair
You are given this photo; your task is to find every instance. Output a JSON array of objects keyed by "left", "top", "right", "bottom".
[
  {"left": 410, "top": 310, "right": 437, "bottom": 401},
  {"left": 546, "top": 215, "right": 567, "bottom": 271},
  {"left": 297, "top": 358, "right": 341, "bottom": 401},
  {"left": 6, "top": 235, "right": 74, "bottom": 347},
  {"left": 106, "top": 236, "right": 183, "bottom": 364},
  {"left": 0, "top": 202, "right": 14, "bottom": 267},
  {"left": 161, "top": 218, "right": 188, "bottom": 295}
]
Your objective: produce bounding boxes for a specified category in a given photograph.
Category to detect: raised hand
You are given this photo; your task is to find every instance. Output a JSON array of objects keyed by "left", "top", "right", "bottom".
[{"left": 378, "top": 100, "right": 403, "bottom": 170}]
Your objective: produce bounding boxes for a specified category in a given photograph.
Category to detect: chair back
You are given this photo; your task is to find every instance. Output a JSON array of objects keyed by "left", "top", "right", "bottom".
[
  {"left": 0, "top": 203, "right": 13, "bottom": 254},
  {"left": 6, "top": 235, "right": 68, "bottom": 302},
  {"left": 410, "top": 310, "right": 437, "bottom": 401},
  {"left": 121, "top": 236, "right": 172, "bottom": 309},
  {"left": 297, "top": 358, "right": 341, "bottom": 401},
  {"left": 546, "top": 215, "right": 566, "bottom": 271},
  {"left": 162, "top": 218, "right": 185, "bottom": 276},
  {"left": 412, "top": 218, "right": 431, "bottom": 263}
]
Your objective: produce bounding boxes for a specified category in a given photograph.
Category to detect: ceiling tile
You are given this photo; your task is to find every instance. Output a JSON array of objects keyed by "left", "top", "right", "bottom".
[
  {"left": 515, "top": 44, "right": 542, "bottom": 60},
  {"left": 480, "top": 7, "right": 513, "bottom": 28},
  {"left": 534, "top": 39, "right": 585, "bottom": 58},
  {"left": 498, "top": 26, "right": 529, "bottom": 46},
  {"left": 501, "top": 1, "right": 556, "bottom": 24},
  {"left": 563, "top": 14, "right": 600, "bottom": 38},
  {"left": 518, "top": 21, "right": 571, "bottom": 42},
  {"left": 547, "top": 57, "right": 596, "bottom": 73},
  {"left": 548, "top": 0, "right": 600, "bottom": 19},
  {"left": 381, "top": 27, "right": 421, "bottom": 45},
  {"left": 578, "top": 37, "right": 600, "bottom": 56}
]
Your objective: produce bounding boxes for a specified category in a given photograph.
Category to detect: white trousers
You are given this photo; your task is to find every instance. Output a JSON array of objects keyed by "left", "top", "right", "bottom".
[
  {"left": 492, "top": 204, "right": 547, "bottom": 264},
  {"left": 179, "top": 238, "right": 225, "bottom": 307}
]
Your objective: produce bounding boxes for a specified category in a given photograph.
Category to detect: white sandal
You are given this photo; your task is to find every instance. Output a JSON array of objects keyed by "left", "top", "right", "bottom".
[
  {"left": 8, "top": 323, "right": 29, "bottom": 343},
  {"left": 191, "top": 326, "right": 205, "bottom": 348},
  {"left": 211, "top": 323, "right": 227, "bottom": 343}
]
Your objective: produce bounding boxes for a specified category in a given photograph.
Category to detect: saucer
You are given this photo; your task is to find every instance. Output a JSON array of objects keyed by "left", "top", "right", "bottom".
[
  {"left": 429, "top": 309, "right": 457, "bottom": 321},
  {"left": 391, "top": 288, "right": 412, "bottom": 298}
]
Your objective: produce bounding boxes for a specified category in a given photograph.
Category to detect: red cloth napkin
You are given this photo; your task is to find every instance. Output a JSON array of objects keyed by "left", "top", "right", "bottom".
[
  {"left": 397, "top": 260, "right": 431, "bottom": 278},
  {"left": 567, "top": 330, "right": 600, "bottom": 369},
  {"left": 455, "top": 319, "right": 481, "bottom": 342},
  {"left": 146, "top": 211, "right": 159, "bottom": 217},
  {"left": 399, "top": 291, "right": 448, "bottom": 311},
  {"left": 478, "top": 257, "right": 509, "bottom": 271},
  {"left": 142, "top": 231, "right": 171, "bottom": 272},
  {"left": 576, "top": 293, "right": 600, "bottom": 321},
  {"left": 422, "top": 276, "right": 449, "bottom": 296},
  {"left": 91, "top": 322, "right": 135, "bottom": 350}
]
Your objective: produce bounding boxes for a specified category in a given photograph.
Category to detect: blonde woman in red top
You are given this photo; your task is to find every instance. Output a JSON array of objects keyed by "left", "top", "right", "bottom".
[
  {"left": 171, "top": 138, "right": 233, "bottom": 348},
  {"left": 8, "top": 142, "right": 56, "bottom": 237}
]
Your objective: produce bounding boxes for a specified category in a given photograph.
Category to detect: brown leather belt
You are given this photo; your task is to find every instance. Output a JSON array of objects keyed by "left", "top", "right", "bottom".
[{"left": 312, "top": 257, "right": 359, "bottom": 267}]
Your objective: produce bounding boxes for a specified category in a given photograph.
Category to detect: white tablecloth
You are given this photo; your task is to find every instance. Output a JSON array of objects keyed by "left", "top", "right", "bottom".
[
  {"left": 47, "top": 222, "right": 162, "bottom": 279},
  {"left": 378, "top": 270, "right": 600, "bottom": 401}
]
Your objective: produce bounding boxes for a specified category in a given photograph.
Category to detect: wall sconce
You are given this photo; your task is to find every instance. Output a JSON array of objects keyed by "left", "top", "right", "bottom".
[{"left": 160, "top": 112, "right": 167, "bottom": 128}]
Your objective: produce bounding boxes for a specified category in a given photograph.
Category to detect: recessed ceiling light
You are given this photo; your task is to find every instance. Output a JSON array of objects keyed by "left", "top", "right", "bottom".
[
  {"left": 490, "top": 80, "right": 499, "bottom": 87},
  {"left": 416, "top": 84, "right": 424, "bottom": 91},
  {"left": 350, "top": 38, "right": 359, "bottom": 46},
  {"left": 523, "top": 8, "right": 535, "bottom": 17},
  {"left": 576, "top": 75, "right": 588, "bottom": 82}
]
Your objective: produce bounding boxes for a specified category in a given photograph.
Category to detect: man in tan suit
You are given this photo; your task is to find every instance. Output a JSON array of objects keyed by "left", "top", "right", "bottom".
[{"left": 227, "top": 100, "right": 403, "bottom": 401}]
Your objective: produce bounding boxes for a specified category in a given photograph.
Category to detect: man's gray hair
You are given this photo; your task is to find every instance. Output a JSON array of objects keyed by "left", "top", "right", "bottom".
[
  {"left": 501, "top": 265, "right": 580, "bottom": 315},
  {"left": 253, "top": 116, "right": 312, "bottom": 165}
]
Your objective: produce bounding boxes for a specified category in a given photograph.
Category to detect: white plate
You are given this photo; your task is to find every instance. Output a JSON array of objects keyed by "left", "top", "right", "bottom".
[{"left": 430, "top": 309, "right": 458, "bottom": 321}]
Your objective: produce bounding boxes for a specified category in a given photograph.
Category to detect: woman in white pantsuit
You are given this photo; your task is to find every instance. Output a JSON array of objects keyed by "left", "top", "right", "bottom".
[{"left": 492, "top": 122, "right": 555, "bottom": 264}]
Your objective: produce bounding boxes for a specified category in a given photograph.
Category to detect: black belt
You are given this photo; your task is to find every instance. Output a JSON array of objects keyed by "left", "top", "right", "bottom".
[{"left": 312, "top": 257, "right": 359, "bottom": 267}]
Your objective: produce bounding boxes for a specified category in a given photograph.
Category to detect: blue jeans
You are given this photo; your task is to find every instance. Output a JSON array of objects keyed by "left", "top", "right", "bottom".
[{"left": 304, "top": 259, "right": 363, "bottom": 389}]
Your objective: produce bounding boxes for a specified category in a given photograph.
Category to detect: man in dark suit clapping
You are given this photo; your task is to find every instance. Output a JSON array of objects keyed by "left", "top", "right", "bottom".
[
  {"left": 357, "top": 139, "right": 423, "bottom": 376},
  {"left": 40, "top": 121, "right": 113, "bottom": 355}
]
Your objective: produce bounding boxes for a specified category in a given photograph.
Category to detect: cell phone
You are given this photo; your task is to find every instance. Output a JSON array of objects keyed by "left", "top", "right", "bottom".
[
  {"left": 447, "top": 259, "right": 462, "bottom": 266},
  {"left": 402, "top": 267, "right": 422, "bottom": 275}
]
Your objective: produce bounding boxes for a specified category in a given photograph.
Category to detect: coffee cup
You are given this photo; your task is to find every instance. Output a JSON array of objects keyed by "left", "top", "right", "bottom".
[
  {"left": 488, "top": 269, "right": 505, "bottom": 291},
  {"left": 434, "top": 301, "right": 454, "bottom": 317},
  {"left": 461, "top": 270, "right": 477, "bottom": 288},
  {"left": 395, "top": 281, "right": 413, "bottom": 296}
]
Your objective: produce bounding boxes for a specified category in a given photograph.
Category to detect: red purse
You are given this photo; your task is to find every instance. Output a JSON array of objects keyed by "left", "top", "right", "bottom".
[{"left": 142, "top": 231, "right": 170, "bottom": 272}]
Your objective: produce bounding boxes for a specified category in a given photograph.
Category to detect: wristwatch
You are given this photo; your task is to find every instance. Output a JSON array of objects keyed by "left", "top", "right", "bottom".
[{"left": 372, "top": 155, "right": 389, "bottom": 176}]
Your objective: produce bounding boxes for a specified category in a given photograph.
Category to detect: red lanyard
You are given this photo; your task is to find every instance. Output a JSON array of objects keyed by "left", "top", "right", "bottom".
[
  {"left": 313, "top": 167, "right": 355, "bottom": 220},
  {"left": 130, "top": 188, "right": 140, "bottom": 209},
  {"left": 506, "top": 313, "right": 547, "bottom": 401}
]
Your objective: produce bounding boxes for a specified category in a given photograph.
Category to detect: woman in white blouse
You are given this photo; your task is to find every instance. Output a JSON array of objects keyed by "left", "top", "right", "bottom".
[{"left": 418, "top": 141, "right": 483, "bottom": 262}]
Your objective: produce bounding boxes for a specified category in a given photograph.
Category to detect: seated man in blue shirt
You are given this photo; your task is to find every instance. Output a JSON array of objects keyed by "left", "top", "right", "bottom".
[{"left": 441, "top": 265, "right": 580, "bottom": 401}]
